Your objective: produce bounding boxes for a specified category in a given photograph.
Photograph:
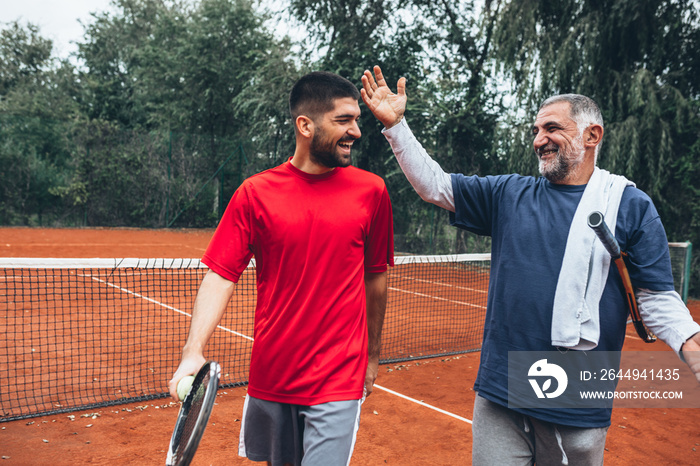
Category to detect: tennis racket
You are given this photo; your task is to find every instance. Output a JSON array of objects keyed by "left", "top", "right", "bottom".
[
  {"left": 166, "top": 361, "right": 222, "bottom": 466},
  {"left": 587, "top": 211, "right": 656, "bottom": 343}
]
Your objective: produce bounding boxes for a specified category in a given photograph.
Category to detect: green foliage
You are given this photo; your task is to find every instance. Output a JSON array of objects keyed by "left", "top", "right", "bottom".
[
  {"left": 230, "top": 36, "right": 299, "bottom": 166},
  {"left": 78, "top": 0, "right": 280, "bottom": 137},
  {"left": 0, "top": 22, "right": 53, "bottom": 95},
  {"left": 0, "top": 21, "right": 82, "bottom": 225},
  {"left": 1, "top": 0, "right": 295, "bottom": 227}
]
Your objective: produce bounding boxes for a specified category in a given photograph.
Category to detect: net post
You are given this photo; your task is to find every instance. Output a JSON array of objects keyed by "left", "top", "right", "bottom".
[{"left": 683, "top": 241, "right": 692, "bottom": 303}]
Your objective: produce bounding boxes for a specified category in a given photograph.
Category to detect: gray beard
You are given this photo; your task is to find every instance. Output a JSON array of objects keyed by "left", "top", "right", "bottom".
[{"left": 537, "top": 139, "right": 585, "bottom": 183}]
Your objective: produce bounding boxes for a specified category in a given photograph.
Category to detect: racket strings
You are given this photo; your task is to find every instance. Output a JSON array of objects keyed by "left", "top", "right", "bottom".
[{"left": 170, "top": 370, "right": 212, "bottom": 464}]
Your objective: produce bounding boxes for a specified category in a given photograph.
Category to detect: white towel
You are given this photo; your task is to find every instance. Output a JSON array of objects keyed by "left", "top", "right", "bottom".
[{"left": 551, "top": 167, "right": 634, "bottom": 350}]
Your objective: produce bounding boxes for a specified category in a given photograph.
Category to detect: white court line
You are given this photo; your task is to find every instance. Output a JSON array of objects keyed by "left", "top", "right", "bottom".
[
  {"left": 393, "top": 274, "right": 488, "bottom": 295},
  {"left": 374, "top": 384, "right": 472, "bottom": 424},
  {"left": 90, "top": 276, "right": 254, "bottom": 342},
  {"left": 91, "top": 275, "right": 471, "bottom": 423},
  {"left": 389, "top": 286, "right": 487, "bottom": 310}
]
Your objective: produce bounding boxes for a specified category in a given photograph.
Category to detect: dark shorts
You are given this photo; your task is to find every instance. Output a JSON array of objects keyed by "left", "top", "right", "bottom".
[{"left": 238, "top": 394, "right": 362, "bottom": 466}]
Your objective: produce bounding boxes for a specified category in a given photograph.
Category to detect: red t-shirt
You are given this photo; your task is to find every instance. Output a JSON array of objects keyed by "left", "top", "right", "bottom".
[{"left": 202, "top": 160, "right": 394, "bottom": 405}]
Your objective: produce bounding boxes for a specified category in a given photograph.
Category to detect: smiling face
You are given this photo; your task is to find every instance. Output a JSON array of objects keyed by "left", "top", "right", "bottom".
[
  {"left": 532, "top": 101, "right": 589, "bottom": 184},
  {"left": 309, "top": 97, "right": 362, "bottom": 169}
]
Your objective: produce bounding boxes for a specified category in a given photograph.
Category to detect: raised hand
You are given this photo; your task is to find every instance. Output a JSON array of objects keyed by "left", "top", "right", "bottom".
[{"left": 361, "top": 65, "right": 407, "bottom": 129}]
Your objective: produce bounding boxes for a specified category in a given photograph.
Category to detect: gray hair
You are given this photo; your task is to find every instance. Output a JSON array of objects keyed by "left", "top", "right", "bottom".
[{"left": 539, "top": 94, "right": 604, "bottom": 157}]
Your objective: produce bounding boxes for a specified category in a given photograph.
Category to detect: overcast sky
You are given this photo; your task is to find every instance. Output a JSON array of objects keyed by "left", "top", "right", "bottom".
[
  {"left": 0, "top": 1, "right": 302, "bottom": 61},
  {"left": 0, "top": 0, "right": 114, "bottom": 59}
]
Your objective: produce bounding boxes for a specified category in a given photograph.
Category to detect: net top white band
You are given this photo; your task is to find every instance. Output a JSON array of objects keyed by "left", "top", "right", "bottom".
[
  {"left": 0, "top": 254, "right": 492, "bottom": 269},
  {"left": 0, "top": 258, "right": 210, "bottom": 268}
]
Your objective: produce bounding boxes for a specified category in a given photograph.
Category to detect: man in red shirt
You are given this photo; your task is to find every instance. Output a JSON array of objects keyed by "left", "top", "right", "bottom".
[{"left": 169, "top": 71, "right": 394, "bottom": 465}]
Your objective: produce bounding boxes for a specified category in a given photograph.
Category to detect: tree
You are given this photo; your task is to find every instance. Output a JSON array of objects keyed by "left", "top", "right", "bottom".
[
  {"left": 73, "top": 0, "right": 294, "bottom": 226},
  {"left": 0, "top": 21, "right": 82, "bottom": 224},
  {"left": 77, "top": 0, "right": 166, "bottom": 127}
]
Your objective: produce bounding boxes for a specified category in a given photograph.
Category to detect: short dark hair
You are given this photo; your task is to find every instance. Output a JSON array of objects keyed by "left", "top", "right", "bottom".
[{"left": 289, "top": 71, "right": 360, "bottom": 123}]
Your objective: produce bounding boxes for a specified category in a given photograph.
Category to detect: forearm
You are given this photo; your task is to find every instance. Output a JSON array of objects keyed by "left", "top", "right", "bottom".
[
  {"left": 182, "top": 269, "right": 236, "bottom": 358},
  {"left": 169, "top": 269, "right": 235, "bottom": 399},
  {"left": 365, "top": 271, "right": 388, "bottom": 361},
  {"left": 382, "top": 118, "right": 455, "bottom": 212},
  {"left": 636, "top": 288, "right": 700, "bottom": 354}
]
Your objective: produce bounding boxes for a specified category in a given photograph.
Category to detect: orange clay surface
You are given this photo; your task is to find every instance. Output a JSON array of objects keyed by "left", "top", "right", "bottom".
[{"left": 1, "top": 227, "right": 698, "bottom": 465}]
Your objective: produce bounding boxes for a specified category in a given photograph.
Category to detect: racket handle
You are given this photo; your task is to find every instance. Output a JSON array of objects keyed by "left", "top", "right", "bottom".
[
  {"left": 587, "top": 211, "right": 621, "bottom": 259},
  {"left": 587, "top": 211, "right": 656, "bottom": 343}
]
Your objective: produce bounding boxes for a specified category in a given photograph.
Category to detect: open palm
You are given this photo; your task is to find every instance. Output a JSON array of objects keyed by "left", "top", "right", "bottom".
[{"left": 361, "top": 66, "right": 407, "bottom": 129}]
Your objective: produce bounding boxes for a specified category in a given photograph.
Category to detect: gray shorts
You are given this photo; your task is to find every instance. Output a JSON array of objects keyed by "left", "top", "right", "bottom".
[
  {"left": 472, "top": 395, "right": 609, "bottom": 465},
  {"left": 238, "top": 394, "right": 362, "bottom": 466}
]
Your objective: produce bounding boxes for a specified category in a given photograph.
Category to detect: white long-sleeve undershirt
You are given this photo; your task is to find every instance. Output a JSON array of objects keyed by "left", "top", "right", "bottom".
[{"left": 382, "top": 118, "right": 455, "bottom": 212}]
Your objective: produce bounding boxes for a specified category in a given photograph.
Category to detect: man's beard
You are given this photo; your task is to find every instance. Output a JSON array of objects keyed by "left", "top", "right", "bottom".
[
  {"left": 310, "top": 130, "right": 354, "bottom": 169},
  {"left": 537, "top": 136, "right": 585, "bottom": 183}
]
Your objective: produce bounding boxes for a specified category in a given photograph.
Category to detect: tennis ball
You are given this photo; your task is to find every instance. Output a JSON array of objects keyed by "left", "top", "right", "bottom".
[{"left": 177, "top": 375, "right": 195, "bottom": 401}]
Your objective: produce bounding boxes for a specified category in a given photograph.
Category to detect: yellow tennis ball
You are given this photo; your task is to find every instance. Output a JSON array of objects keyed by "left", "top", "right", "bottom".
[{"left": 177, "top": 375, "right": 195, "bottom": 401}]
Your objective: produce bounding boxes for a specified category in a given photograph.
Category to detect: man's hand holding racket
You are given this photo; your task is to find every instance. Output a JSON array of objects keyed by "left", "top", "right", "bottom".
[
  {"left": 166, "top": 361, "right": 221, "bottom": 466},
  {"left": 681, "top": 332, "right": 700, "bottom": 383},
  {"left": 169, "top": 353, "right": 206, "bottom": 401},
  {"left": 361, "top": 66, "right": 407, "bottom": 129}
]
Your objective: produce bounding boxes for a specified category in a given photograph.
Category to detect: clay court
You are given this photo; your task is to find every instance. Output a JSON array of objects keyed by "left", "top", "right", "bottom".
[{"left": 1, "top": 227, "right": 699, "bottom": 465}]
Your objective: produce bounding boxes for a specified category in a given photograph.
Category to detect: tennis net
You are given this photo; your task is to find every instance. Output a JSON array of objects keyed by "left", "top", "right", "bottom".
[{"left": 0, "top": 254, "right": 490, "bottom": 422}]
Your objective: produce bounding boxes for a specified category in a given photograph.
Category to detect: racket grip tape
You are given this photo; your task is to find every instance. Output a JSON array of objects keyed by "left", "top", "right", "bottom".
[{"left": 587, "top": 211, "right": 621, "bottom": 259}]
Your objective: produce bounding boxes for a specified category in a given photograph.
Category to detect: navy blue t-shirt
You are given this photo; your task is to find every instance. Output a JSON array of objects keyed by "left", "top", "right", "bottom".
[{"left": 450, "top": 173, "right": 674, "bottom": 427}]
